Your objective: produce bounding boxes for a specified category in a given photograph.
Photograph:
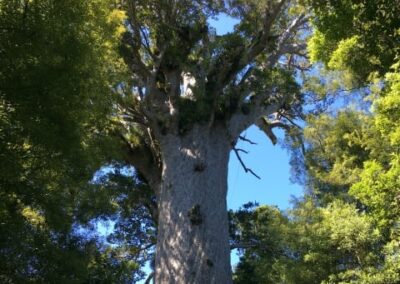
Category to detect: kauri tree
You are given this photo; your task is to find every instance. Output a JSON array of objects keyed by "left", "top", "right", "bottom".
[{"left": 114, "top": 0, "right": 309, "bottom": 282}]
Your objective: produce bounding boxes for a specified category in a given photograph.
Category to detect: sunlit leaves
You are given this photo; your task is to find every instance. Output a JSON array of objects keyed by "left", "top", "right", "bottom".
[
  {"left": 350, "top": 159, "right": 400, "bottom": 234},
  {"left": 0, "top": 0, "right": 137, "bottom": 282},
  {"left": 374, "top": 69, "right": 400, "bottom": 146},
  {"left": 307, "top": 0, "right": 400, "bottom": 83}
]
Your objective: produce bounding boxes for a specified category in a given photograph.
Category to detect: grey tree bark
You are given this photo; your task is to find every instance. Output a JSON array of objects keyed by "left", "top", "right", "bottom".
[{"left": 154, "top": 125, "right": 232, "bottom": 283}]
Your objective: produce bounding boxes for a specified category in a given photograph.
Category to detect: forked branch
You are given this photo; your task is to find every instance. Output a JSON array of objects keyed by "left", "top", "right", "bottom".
[
  {"left": 238, "top": 135, "right": 258, "bottom": 145},
  {"left": 233, "top": 147, "right": 261, "bottom": 179}
]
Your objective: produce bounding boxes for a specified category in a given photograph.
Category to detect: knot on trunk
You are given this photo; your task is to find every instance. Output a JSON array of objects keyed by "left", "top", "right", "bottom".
[
  {"left": 241, "top": 103, "right": 251, "bottom": 115},
  {"left": 206, "top": 258, "right": 214, "bottom": 267},
  {"left": 187, "top": 204, "right": 202, "bottom": 225},
  {"left": 193, "top": 161, "right": 206, "bottom": 172}
]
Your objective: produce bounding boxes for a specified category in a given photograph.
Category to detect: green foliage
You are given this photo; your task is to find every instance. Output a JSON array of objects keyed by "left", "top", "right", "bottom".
[
  {"left": 300, "top": 111, "right": 371, "bottom": 202},
  {"left": 231, "top": 203, "right": 292, "bottom": 284},
  {"left": 232, "top": 199, "right": 382, "bottom": 284},
  {"left": 307, "top": 0, "right": 400, "bottom": 83},
  {"left": 320, "top": 201, "right": 380, "bottom": 261},
  {"left": 350, "top": 160, "right": 400, "bottom": 234},
  {"left": 286, "top": 75, "right": 400, "bottom": 284},
  {"left": 0, "top": 0, "right": 153, "bottom": 282},
  {"left": 327, "top": 36, "right": 361, "bottom": 71},
  {"left": 234, "top": 6, "right": 400, "bottom": 280},
  {"left": 374, "top": 68, "right": 400, "bottom": 146},
  {"left": 177, "top": 97, "right": 213, "bottom": 133},
  {"left": 308, "top": 30, "right": 334, "bottom": 64}
]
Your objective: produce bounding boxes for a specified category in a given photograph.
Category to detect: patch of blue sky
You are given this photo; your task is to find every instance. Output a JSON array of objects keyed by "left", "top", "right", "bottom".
[{"left": 207, "top": 13, "right": 239, "bottom": 35}]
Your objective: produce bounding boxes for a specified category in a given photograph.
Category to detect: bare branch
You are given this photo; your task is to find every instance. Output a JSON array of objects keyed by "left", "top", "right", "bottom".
[
  {"left": 280, "top": 42, "right": 308, "bottom": 57},
  {"left": 205, "top": 1, "right": 288, "bottom": 103},
  {"left": 257, "top": 118, "right": 278, "bottom": 145},
  {"left": 236, "top": 148, "right": 249, "bottom": 154},
  {"left": 225, "top": 15, "right": 308, "bottom": 136},
  {"left": 278, "top": 111, "right": 303, "bottom": 129},
  {"left": 233, "top": 147, "right": 261, "bottom": 179},
  {"left": 291, "top": 62, "right": 311, "bottom": 72},
  {"left": 124, "top": 2, "right": 152, "bottom": 81},
  {"left": 228, "top": 101, "right": 281, "bottom": 140},
  {"left": 238, "top": 136, "right": 258, "bottom": 145},
  {"left": 266, "top": 15, "right": 308, "bottom": 67},
  {"left": 238, "top": 66, "right": 256, "bottom": 86},
  {"left": 143, "top": 242, "right": 156, "bottom": 251},
  {"left": 219, "top": 0, "right": 287, "bottom": 85},
  {"left": 139, "top": 26, "right": 156, "bottom": 60},
  {"left": 227, "top": 65, "right": 257, "bottom": 105}
]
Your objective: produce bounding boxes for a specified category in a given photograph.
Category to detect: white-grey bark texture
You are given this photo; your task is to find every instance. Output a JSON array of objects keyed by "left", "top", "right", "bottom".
[{"left": 154, "top": 125, "right": 232, "bottom": 283}]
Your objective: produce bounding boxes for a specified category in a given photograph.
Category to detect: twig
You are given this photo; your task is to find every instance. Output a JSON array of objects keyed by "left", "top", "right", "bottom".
[
  {"left": 137, "top": 243, "right": 156, "bottom": 254},
  {"left": 278, "top": 112, "right": 303, "bottom": 129},
  {"left": 238, "top": 136, "right": 257, "bottom": 145},
  {"left": 236, "top": 148, "right": 248, "bottom": 154},
  {"left": 233, "top": 148, "right": 261, "bottom": 179}
]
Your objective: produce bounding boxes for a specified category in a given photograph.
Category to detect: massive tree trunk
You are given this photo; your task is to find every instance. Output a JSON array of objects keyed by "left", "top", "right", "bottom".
[{"left": 154, "top": 125, "right": 232, "bottom": 283}]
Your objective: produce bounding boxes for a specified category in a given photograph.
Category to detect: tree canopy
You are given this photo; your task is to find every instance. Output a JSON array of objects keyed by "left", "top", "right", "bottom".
[{"left": 0, "top": 0, "right": 152, "bottom": 282}]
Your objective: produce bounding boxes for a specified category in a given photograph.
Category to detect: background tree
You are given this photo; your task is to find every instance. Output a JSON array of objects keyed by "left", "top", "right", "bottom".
[
  {"left": 307, "top": 0, "right": 400, "bottom": 84},
  {"left": 0, "top": 1, "right": 154, "bottom": 282},
  {"left": 231, "top": 198, "right": 383, "bottom": 283},
  {"left": 232, "top": 0, "right": 400, "bottom": 282}
]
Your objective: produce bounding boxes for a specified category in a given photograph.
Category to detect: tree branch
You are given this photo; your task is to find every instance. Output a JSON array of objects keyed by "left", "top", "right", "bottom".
[
  {"left": 238, "top": 135, "right": 257, "bottom": 145},
  {"left": 144, "top": 271, "right": 154, "bottom": 284},
  {"left": 256, "top": 117, "right": 291, "bottom": 145},
  {"left": 117, "top": 132, "right": 162, "bottom": 194},
  {"left": 125, "top": 2, "right": 152, "bottom": 81},
  {"left": 225, "top": 14, "right": 308, "bottom": 138},
  {"left": 230, "top": 241, "right": 259, "bottom": 250},
  {"left": 228, "top": 100, "right": 281, "bottom": 141},
  {"left": 139, "top": 26, "right": 156, "bottom": 60},
  {"left": 140, "top": 243, "right": 156, "bottom": 253},
  {"left": 246, "top": 0, "right": 287, "bottom": 60},
  {"left": 205, "top": 1, "right": 287, "bottom": 110},
  {"left": 266, "top": 14, "right": 308, "bottom": 67},
  {"left": 278, "top": 111, "right": 303, "bottom": 129},
  {"left": 233, "top": 147, "right": 261, "bottom": 179}
]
